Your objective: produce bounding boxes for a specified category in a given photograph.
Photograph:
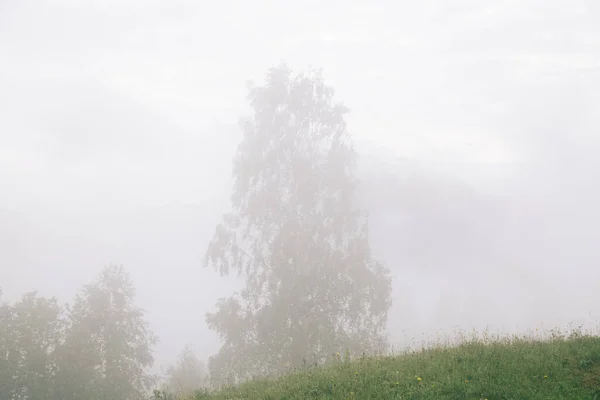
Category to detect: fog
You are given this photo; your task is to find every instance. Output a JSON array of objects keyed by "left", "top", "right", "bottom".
[{"left": 2, "top": 0, "right": 600, "bottom": 378}]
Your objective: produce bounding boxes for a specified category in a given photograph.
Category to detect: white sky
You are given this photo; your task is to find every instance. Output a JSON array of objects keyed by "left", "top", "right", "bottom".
[{"left": 2, "top": 0, "right": 600, "bottom": 374}]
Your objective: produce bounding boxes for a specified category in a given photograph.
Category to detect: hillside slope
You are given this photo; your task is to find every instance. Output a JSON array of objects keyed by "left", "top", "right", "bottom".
[{"left": 174, "top": 332, "right": 600, "bottom": 400}]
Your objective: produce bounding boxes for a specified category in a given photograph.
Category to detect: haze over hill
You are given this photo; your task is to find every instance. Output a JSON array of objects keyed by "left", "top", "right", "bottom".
[{"left": 2, "top": 0, "right": 600, "bottom": 381}]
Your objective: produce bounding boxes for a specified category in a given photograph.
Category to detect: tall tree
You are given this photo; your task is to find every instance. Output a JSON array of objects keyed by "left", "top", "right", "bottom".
[
  {"left": 205, "top": 64, "right": 392, "bottom": 386},
  {"left": 0, "top": 292, "right": 64, "bottom": 400},
  {"left": 55, "top": 265, "right": 157, "bottom": 399}
]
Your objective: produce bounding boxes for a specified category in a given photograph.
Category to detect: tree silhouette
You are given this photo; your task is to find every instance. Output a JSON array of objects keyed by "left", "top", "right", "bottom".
[{"left": 205, "top": 64, "right": 392, "bottom": 386}]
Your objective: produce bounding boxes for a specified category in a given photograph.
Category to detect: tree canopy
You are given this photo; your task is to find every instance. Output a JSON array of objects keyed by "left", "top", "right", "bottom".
[
  {"left": 205, "top": 64, "right": 393, "bottom": 386},
  {"left": 0, "top": 266, "right": 157, "bottom": 400},
  {"left": 0, "top": 292, "right": 63, "bottom": 400},
  {"left": 163, "top": 344, "right": 207, "bottom": 395}
]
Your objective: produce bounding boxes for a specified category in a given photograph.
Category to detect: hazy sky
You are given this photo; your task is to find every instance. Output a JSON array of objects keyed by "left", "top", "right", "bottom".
[{"left": 2, "top": 0, "right": 600, "bottom": 374}]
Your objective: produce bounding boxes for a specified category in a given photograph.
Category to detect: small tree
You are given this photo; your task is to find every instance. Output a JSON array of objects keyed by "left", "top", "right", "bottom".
[
  {"left": 164, "top": 344, "right": 207, "bottom": 394},
  {"left": 55, "top": 266, "right": 157, "bottom": 399},
  {"left": 205, "top": 64, "right": 392, "bottom": 386},
  {"left": 0, "top": 292, "right": 64, "bottom": 400}
]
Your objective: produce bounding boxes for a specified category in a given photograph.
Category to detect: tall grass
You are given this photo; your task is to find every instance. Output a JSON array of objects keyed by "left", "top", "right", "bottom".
[{"left": 156, "top": 325, "right": 600, "bottom": 399}]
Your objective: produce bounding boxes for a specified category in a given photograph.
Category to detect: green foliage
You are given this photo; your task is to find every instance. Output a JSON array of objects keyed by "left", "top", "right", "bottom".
[
  {"left": 0, "top": 292, "right": 64, "bottom": 399},
  {"left": 152, "top": 389, "right": 180, "bottom": 400},
  {"left": 56, "top": 265, "right": 157, "bottom": 399},
  {"left": 204, "top": 63, "right": 392, "bottom": 386},
  {"left": 164, "top": 329, "right": 600, "bottom": 400},
  {"left": 0, "top": 266, "right": 157, "bottom": 400}
]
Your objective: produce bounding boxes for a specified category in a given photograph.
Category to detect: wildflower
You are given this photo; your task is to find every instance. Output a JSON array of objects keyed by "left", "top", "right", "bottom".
[
  {"left": 544, "top": 375, "right": 548, "bottom": 379},
  {"left": 417, "top": 377, "right": 422, "bottom": 381}
]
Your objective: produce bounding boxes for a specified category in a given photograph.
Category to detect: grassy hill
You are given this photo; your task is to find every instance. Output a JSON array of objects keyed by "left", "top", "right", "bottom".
[{"left": 162, "top": 329, "right": 600, "bottom": 400}]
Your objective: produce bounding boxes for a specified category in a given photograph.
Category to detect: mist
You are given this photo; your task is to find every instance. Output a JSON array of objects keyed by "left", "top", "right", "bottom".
[{"left": 1, "top": 0, "right": 599, "bottom": 386}]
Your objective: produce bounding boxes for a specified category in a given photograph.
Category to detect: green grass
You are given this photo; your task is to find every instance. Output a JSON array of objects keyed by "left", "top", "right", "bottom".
[{"left": 166, "top": 328, "right": 600, "bottom": 400}]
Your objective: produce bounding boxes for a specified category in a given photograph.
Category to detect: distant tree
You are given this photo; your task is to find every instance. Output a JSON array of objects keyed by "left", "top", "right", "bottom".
[
  {"left": 205, "top": 64, "right": 393, "bottom": 385},
  {"left": 0, "top": 292, "right": 65, "bottom": 400},
  {"left": 54, "top": 265, "right": 157, "bottom": 399},
  {"left": 164, "top": 344, "right": 207, "bottom": 394}
]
